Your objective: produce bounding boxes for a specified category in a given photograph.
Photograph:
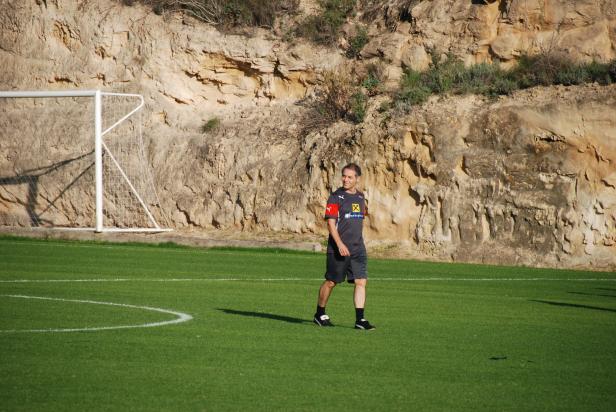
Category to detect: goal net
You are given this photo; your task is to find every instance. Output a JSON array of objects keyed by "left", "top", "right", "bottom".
[{"left": 0, "top": 90, "right": 171, "bottom": 232}]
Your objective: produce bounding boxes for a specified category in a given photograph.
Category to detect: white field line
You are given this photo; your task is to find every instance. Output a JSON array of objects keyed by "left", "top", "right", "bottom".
[
  {"left": 0, "top": 277, "right": 615, "bottom": 283},
  {"left": 377, "top": 277, "right": 616, "bottom": 281},
  {"left": 0, "top": 294, "right": 192, "bottom": 333}
]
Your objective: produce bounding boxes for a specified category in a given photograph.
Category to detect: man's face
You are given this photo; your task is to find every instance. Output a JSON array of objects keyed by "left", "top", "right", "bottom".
[{"left": 341, "top": 168, "right": 358, "bottom": 191}]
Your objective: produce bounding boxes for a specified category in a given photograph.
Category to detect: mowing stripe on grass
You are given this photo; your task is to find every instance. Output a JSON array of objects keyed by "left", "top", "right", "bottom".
[
  {"left": 0, "top": 239, "right": 318, "bottom": 257},
  {"left": 0, "top": 294, "right": 193, "bottom": 333},
  {"left": 1, "top": 277, "right": 615, "bottom": 283}
]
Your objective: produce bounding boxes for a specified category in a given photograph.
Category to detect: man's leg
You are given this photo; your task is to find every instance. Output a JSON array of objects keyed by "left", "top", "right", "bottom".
[
  {"left": 353, "top": 278, "right": 375, "bottom": 330},
  {"left": 318, "top": 280, "right": 337, "bottom": 307},
  {"left": 314, "top": 280, "right": 336, "bottom": 326},
  {"left": 315, "top": 252, "right": 347, "bottom": 326},
  {"left": 353, "top": 278, "right": 366, "bottom": 309}
]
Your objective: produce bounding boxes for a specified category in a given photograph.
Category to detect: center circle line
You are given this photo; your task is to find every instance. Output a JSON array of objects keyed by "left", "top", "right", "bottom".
[{"left": 0, "top": 294, "right": 193, "bottom": 333}]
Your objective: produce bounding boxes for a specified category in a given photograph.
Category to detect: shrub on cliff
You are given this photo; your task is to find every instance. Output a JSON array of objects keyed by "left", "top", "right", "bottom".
[
  {"left": 346, "top": 26, "right": 369, "bottom": 58},
  {"left": 201, "top": 117, "right": 220, "bottom": 133},
  {"left": 396, "top": 53, "right": 616, "bottom": 108},
  {"left": 125, "top": 0, "right": 299, "bottom": 27},
  {"left": 397, "top": 69, "right": 431, "bottom": 106},
  {"left": 127, "top": 1, "right": 366, "bottom": 50},
  {"left": 500, "top": 54, "right": 615, "bottom": 89},
  {"left": 361, "top": 63, "right": 384, "bottom": 96},
  {"left": 321, "top": 70, "right": 352, "bottom": 120},
  {"left": 295, "top": 0, "right": 357, "bottom": 45},
  {"left": 300, "top": 69, "right": 367, "bottom": 132},
  {"left": 360, "top": 0, "right": 417, "bottom": 31}
]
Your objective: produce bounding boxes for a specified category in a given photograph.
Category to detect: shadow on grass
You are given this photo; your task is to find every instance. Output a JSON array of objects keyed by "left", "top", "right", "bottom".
[
  {"left": 217, "top": 308, "right": 311, "bottom": 324},
  {"left": 568, "top": 291, "right": 616, "bottom": 299},
  {"left": 530, "top": 300, "right": 616, "bottom": 313}
]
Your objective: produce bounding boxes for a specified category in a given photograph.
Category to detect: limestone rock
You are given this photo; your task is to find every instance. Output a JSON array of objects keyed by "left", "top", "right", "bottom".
[
  {"left": 0, "top": 0, "right": 615, "bottom": 270},
  {"left": 394, "top": 0, "right": 616, "bottom": 65},
  {"left": 400, "top": 44, "right": 431, "bottom": 72}
]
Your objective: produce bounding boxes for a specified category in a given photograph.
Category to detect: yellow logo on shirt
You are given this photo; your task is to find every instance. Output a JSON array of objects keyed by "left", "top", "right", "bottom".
[{"left": 352, "top": 203, "right": 361, "bottom": 213}]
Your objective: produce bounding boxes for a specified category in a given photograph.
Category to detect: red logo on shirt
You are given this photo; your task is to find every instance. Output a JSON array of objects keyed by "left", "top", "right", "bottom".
[{"left": 325, "top": 203, "right": 339, "bottom": 216}]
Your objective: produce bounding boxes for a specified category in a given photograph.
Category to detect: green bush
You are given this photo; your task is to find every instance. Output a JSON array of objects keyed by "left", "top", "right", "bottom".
[
  {"left": 395, "top": 53, "right": 616, "bottom": 109},
  {"left": 511, "top": 54, "right": 615, "bottom": 87},
  {"left": 361, "top": 72, "right": 379, "bottom": 89},
  {"left": 361, "top": 63, "right": 384, "bottom": 95},
  {"left": 490, "top": 76, "right": 519, "bottom": 95},
  {"left": 423, "top": 55, "right": 466, "bottom": 94},
  {"left": 511, "top": 54, "right": 569, "bottom": 87},
  {"left": 456, "top": 63, "right": 516, "bottom": 96},
  {"left": 610, "top": 60, "right": 616, "bottom": 80},
  {"left": 396, "top": 69, "right": 432, "bottom": 106},
  {"left": 130, "top": 0, "right": 299, "bottom": 27},
  {"left": 202, "top": 117, "right": 220, "bottom": 133},
  {"left": 398, "top": 69, "right": 431, "bottom": 106},
  {"left": 378, "top": 100, "right": 392, "bottom": 113},
  {"left": 349, "top": 91, "right": 368, "bottom": 123},
  {"left": 360, "top": 0, "right": 418, "bottom": 30},
  {"left": 221, "top": 0, "right": 300, "bottom": 27},
  {"left": 296, "top": 0, "right": 356, "bottom": 45},
  {"left": 309, "top": 66, "right": 372, "bottom": 125},
  {"left": 221, "top": 1, "right": 252, "bottom": 26},
  {"left": 361, "top": 72, "right": 380, "bottom": 94},
  {"left": 554, "top": 63, "right": 589, "bottom": 86},
  {"left": 320, "top": 0, "right": 356, "bottom": 27},
  {"left": 312, "top": 69, "right": 367, "bottom": 124},
  {"left": 585, "top": 60, "right": 612, "bottom": 85},
  {"left": 347, "top": 26, "right": 369, "bottom": 58}
]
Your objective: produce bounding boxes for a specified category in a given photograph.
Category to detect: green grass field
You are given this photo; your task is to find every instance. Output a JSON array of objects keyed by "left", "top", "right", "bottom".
[{"left": 1, "top": 235, "right": 615, "bottom": 411}]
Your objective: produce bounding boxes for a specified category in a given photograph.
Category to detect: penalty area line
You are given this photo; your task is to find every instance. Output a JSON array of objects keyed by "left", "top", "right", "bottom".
[{"left": 0, "top": 294, "right": 193, "bottom": 333}]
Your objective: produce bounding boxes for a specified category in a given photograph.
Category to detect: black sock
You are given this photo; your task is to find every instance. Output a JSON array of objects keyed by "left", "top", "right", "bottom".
[
  {"left": 355, "top": 307, "right": 364, "bottom": 322},
  {"left": 316, "top": 305, "right": 326, "bottom": 317}
]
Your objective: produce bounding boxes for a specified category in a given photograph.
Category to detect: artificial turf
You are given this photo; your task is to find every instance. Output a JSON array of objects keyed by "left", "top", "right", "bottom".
[{"left": 0, "top": 235, "right": 615, "bottom": 411}]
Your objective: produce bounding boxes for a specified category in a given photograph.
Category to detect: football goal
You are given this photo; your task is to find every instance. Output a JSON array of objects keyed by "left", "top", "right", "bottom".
[{"left": 0, "top": 90, "right": 171, "bottom": 233}]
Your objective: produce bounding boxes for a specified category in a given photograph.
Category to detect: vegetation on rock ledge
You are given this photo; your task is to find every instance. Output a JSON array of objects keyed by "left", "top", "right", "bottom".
[
  {"left": 397, "top": 54, "right": 616, "bottom": 108},
  {"left": 294, "top": 0, "right": 357, "bottom": 45},
  {"left": 123, "top": 0, "right": 300, "bottom": 27}
]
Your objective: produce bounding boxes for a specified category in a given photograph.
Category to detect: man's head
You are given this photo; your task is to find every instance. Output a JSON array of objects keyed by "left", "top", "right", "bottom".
[{"left": 341, "top": 163, "right": 361, "bottom": 192}]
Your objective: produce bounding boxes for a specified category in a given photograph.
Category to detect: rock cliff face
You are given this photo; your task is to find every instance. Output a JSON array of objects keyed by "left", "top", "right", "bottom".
[
  {"left": 361, "top": 85, "right": 616, "bottom": 268},
  {"left": 361, "top": 0, "right": 616, "bottom": 84},
  {"left": 0, "top": 0, "right": 615, "bottom": 269}
]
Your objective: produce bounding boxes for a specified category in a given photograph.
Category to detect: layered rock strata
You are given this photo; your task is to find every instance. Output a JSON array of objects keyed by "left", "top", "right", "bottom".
[{"left": 0, "top": 0, "right": 615, "bottom": 269}]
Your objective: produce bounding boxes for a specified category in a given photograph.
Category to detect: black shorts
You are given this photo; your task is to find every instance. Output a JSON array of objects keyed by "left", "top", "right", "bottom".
[{"left": 325, "top": 252, "right": 367, "bottom": 284}]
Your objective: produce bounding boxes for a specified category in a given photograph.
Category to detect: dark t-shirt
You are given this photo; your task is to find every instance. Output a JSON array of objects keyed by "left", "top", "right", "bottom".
[{"left": 324, "top": 187, "right": 367, "bottom": 255}]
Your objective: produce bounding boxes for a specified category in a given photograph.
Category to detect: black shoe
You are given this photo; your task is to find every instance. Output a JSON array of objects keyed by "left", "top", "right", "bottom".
[
  {"left": 355, "top": 319, "right": 375, "bottom": 330},
  {"left": 313, "top": 314, "right": 333, "bottom": 326}
]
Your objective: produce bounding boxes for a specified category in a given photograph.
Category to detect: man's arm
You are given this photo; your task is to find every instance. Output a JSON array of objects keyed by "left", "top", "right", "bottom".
[{"left": 327, "top": 218, "right": 350, "bottom": 256}]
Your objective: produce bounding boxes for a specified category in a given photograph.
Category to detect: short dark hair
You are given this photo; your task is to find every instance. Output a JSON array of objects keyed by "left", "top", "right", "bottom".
[{"left": 342, "top": 163, "right": 362, "bottom": 177}]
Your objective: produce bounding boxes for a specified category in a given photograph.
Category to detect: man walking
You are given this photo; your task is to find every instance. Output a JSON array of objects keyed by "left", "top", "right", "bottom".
[{"left": 313, "top": 163, "right": 375, "bottom": 330}]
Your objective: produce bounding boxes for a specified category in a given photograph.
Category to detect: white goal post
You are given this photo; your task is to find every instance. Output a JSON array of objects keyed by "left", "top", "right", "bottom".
[{"left": 0, "top": 90, "right": 171, "bottom": 233}]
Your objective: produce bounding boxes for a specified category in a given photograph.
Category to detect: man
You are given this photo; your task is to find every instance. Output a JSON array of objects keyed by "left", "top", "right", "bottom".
[{"left": 313, "top": 163, "right": 375, "bottom": 330}]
